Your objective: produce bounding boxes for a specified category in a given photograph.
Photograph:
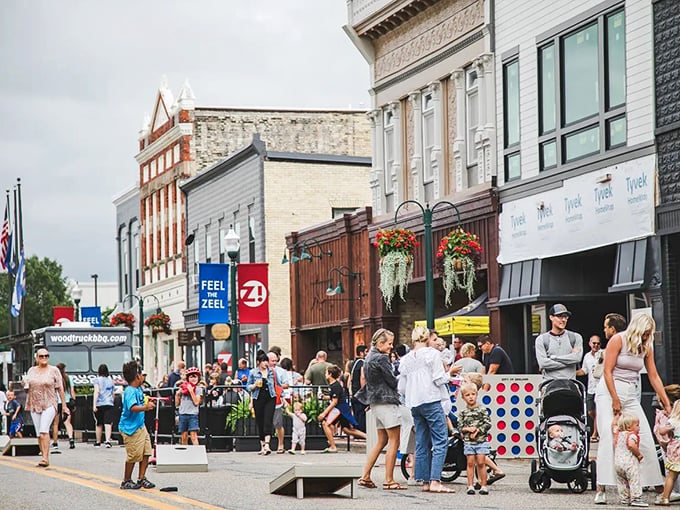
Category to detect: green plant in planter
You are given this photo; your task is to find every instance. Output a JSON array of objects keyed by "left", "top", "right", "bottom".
[
  {"left": 225, "top": 396, "right": 252, "bottom": 435},
  {"left": 302, "top": 395, "right": 326, "bottom": 423}
]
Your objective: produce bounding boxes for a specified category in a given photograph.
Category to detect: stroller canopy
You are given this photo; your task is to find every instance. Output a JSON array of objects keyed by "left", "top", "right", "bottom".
[{"left": 540, "top": 379, "right": 585, "bottom": 420}]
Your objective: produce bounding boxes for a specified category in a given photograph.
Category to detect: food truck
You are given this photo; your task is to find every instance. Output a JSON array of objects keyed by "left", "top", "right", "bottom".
[{"left": 32, "top": 326, "right": 134, "bottom": 391}]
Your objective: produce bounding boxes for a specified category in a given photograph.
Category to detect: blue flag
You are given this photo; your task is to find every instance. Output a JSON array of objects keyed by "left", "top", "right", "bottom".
[{"left": 11, "top": 249, "right": 25, "bottom": 317}]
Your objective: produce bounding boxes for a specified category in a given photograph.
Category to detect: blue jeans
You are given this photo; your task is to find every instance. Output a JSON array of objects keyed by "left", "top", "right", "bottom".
[{"left": 411, "top": 400, "right": 448, "bottom": 482}]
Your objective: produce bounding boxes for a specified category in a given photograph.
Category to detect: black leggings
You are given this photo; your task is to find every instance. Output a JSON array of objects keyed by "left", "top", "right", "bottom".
[{"left": 254, "top": 389, "right": 275, "bottom": 441}]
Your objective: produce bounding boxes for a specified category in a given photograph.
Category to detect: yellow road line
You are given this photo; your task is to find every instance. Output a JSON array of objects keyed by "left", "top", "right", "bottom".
[{"left": 0, "top": 458, "right": 226, "bottom": 510}]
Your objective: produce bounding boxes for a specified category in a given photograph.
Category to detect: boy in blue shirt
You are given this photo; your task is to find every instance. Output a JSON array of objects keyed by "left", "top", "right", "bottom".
[
  {"left": 5, "top": 391, "right": 23, "bottom": 438},
  {"left": 119, "top": 361, "right": 156, "bottom": 490}
]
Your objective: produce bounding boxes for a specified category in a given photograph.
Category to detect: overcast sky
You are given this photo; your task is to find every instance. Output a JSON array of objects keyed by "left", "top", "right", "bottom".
[{"left": 0, "top": 1, "right": 370, "bottom": 284}]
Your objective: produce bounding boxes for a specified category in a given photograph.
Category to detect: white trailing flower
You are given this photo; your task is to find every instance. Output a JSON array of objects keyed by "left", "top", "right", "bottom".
[
  {"left": 442, "top": 256, "right": 476, "bottom": 305},
  {"left": 379, "top": 251, "right": 414, "bottom": 311}
]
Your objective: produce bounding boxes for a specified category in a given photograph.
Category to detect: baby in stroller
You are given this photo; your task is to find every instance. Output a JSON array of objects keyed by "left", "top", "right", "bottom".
[{"left": 548, "top": 424, "right": 578, "bottom": 452}]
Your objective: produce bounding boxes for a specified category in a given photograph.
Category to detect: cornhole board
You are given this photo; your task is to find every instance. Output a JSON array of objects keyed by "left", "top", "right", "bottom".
[
  {"left": 2, "top": 437, "right": 41, "bottom": 456},
  {"left": 270, "top": 463, "right": 362, "bottom": 499},
  {"left": 155, "top": 444, "right": 208, "bottom": 473}
]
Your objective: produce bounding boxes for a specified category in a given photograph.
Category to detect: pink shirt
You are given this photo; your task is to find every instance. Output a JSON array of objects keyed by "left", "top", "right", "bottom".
[{"left": 25, "top": 365, "right": 63, "bottom": 413}]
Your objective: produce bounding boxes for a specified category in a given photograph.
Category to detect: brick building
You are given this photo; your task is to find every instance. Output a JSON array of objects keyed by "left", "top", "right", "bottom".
[
  {"left": 343, "top": 0, "right": 501, "bottom": 345},
  {"left": 130, "top": 78, "right": 370, "bottom": 379}
]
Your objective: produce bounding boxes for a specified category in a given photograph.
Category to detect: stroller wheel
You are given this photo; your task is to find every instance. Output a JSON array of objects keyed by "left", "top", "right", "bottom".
[
  {"left": 567, "top": 475, "right": 588, "bottom": 493},
  {"left": 529, "top": 471, "right": 551, "bottom": 493},
  {"left": 400, "top": 453, "right": 411, "bottom": 481},
  {"left": 440, "top": 463, "right": 462, "bottom": 483}
]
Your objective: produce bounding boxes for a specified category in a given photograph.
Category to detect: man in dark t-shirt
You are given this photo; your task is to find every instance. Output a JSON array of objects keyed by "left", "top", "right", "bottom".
[
  {"left": 479, "top": 335, "right": 514, "bottom": 374},
  {"left": 348, "top": 345, "right": 367, "bottom": 432}
]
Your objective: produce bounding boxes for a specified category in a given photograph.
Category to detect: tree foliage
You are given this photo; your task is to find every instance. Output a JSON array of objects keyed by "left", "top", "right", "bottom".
[{"left": 0, "top": 255, "right": 71, "bottom": 338}]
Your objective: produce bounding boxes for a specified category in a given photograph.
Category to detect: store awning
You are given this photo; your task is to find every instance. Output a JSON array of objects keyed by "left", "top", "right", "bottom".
[
  {"left": 415, "top": 293, "right": 490, "bottom": 336},
  {"left": 497, "top": 259, "right": 543, "bottom": 306}
]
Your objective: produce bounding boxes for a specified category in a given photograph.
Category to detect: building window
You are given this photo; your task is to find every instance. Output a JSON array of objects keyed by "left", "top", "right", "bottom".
[
  {"left": 538, "top": 8, "right": 626, "bottom": 169},
  {"left": 422, "top": 92, "right": 435, "bottom": 183},
  {"left": 193, "top": 235, "right": 199, "bottom": 279},
  {"left": 205, "top": 232, "right": 212, "bottom": 264},
  {"left": 332, "top": 207, "right": 358, "bottom": 218},
  {"left": 503, "top": 59, "right": 521, "bottom": 182},
  {"left": 465, "top": 68, "right": 479, "bottom": 166},
  {"left": 219, "top": 227, "right": 226, "bottom": 264},
  {"left": 383, "top": 109, "right": 395, "bottom": 195},
  {"left": 248, "top": 205, "right": 255, "bottom": 263}
]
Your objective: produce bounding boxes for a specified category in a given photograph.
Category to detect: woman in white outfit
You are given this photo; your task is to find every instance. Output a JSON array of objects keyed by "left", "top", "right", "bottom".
[{"left": 594, "top": 313, "right": 671, "bottom": 504}]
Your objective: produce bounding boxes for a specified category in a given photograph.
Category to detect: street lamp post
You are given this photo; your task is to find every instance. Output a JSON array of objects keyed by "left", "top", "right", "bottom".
[
  {"left": 394, "top": 200, "right": 461, "bottom": 329},
  {"left": 71, "top": 283, "right": 83, "bottom": 322},
  {"left": 123, "top": 294, "right": 161, "bottom": 369},
  {"left": 91, "top": 273, "right": 99, "bottom": 306},
  {"left": 224, "top": 227, "right": 240, "bottom": 376}
]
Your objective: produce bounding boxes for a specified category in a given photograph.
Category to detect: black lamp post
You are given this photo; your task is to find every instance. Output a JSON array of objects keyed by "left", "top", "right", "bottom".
[
  {"left": 71, "top": 283, "right": 83, "bottom": 321},
  {"left": 90, "top": 273, "right": 99, "bottom": 306},
  {"left": 224, "top": 227, "right": 240, "bottom": 376},
  {"left": 123, "top": 294, "right": 161, "bottom": 369},
  {"left": 394, "top": 200, "right": 461, "bottom": 329}
]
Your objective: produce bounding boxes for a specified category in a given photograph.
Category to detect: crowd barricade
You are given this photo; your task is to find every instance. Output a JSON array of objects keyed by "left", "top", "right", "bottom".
[{"left": 32, "top": 382, "right": 354, "bottom": 451}]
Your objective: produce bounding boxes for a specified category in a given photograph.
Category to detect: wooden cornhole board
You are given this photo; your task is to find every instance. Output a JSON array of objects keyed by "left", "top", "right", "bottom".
[
  {"left": 155, "top": 444, "right": 208, "bottom": 473},
  {"left": 270, "top": 463, "right": 362, "bottom": 499},
  {"left": 2, "top": 437, "right": 41, "bottom": 456}
]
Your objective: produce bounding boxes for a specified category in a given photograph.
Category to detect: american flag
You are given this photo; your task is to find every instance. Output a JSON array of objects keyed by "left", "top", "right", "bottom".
[{"left": 0, "top": 203, "right": 12, "bottom": 273}]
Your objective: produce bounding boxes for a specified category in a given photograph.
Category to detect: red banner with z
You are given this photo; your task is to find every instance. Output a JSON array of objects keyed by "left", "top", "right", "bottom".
[{"left": 237, "top": 263, "right": 269, "bottom": 324}]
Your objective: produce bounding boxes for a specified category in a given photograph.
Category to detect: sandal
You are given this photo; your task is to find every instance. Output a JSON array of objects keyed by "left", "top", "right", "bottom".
[
  {"left": 383, "top": 482, "right": 408, "bottom": 490},
  {"left": 37, "top": 460, "right": 49, "bottom": 467},
  {"left": 321, "top": 447, "right": 338, "bottom": 453},
  {"left": 487, "top": 472, "right": 506, "bottom": 484},
  {"left": 276, "top": 448, "right": 286, "bottom": 454},
  {"left": 358, "top": 478, "right": 377, "bottom": 489},
  {"left": 590, "top": 435, "right": 599, "bottom": 443}
]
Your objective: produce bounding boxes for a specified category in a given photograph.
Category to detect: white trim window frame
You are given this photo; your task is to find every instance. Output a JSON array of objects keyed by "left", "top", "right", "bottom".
[
  {"left": 383, "top": 108, "right": 395, "bottom": 196},
  {"left": 422, "top": 91, "right": 435, "bottom": 184},
  {"left": 465, "top": 67, "right": 479, "bottom": 168}
]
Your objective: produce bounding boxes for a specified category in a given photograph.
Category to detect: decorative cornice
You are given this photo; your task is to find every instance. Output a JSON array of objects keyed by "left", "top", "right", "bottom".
[{"left": 135, "top": 123, "right": 193, "bottom": 164}]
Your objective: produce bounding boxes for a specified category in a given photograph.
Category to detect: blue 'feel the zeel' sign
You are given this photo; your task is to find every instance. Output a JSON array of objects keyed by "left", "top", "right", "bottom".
[
  {"left": 198, "top": 263, "right": 229, "bottom": 325},
  {"left": 80, "top": 306, "right": 102, "bottom": 326}
]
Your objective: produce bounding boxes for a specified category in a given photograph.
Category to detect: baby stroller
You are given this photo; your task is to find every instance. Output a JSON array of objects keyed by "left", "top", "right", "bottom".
[{"left": 529, "top": 379, "right": 596, "bottom": 493}]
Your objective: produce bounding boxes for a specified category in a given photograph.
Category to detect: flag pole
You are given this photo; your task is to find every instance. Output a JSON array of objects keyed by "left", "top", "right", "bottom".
[
  {"left": 5, "top": 190, "right": 12, "bottom": 339},
  {"left": 16, "top": 178, "right": 24, "bottom": 334}
]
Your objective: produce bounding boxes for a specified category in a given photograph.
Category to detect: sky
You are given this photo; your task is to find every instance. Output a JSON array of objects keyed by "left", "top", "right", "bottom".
[{"left": 0, "top": 1, "right": 370, "bottom": 284}]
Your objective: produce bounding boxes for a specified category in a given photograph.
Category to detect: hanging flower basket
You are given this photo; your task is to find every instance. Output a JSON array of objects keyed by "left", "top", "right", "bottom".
[
  {"left": 436, "top": 227, "right": 483, "bottom": 305},
  {"left": 110, "top": 312, "right": 135, "bottom": 330},
  {"left": 373, "top": 227, "right": 419, "bottom": 310},
  {"left": 145, "top": 312, "right": 172, "bottom": 337}
]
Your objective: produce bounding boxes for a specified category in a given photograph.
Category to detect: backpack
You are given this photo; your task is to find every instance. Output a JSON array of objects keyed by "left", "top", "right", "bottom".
[{"left": 541, "top": 330, "right": 578, "bottom": 352}]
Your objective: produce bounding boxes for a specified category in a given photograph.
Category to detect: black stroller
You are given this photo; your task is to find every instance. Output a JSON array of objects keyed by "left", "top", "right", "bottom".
[{"left": 529, "top": 379, "right": 596, "bottom": 493}]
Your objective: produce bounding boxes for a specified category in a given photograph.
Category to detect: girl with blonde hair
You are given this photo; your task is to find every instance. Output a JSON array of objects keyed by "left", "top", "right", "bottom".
[{"left": 594, "top": 313, "right": 670, "bottom": 504}]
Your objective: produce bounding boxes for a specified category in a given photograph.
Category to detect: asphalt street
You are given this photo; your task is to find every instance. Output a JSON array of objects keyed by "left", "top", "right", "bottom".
[{"left": 0, "top": 439, "right": 649, "bottom": 509}]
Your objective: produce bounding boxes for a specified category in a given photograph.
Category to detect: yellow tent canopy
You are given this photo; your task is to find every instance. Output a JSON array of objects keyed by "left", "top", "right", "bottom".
[{"left": 415, "top": 293, "right": 489, "bottom": 336}]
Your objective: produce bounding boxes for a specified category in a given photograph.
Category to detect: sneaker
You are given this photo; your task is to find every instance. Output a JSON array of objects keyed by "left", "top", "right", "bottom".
[
  {"left": 288, "top": 449, "right": 296, "bottom": 455},
  {"left": 69, "top": 439, "right": 75, "bottom": 450},
  {"left": 94, "top": 442, "right": 101, "bottom": 448},
  {"left": 630, "top": 500, "right": 648, "bottom": 507},
  {"left": 300, "top": 451, "right": 306, "bottom": 455},
  {"left": 467, "top": 487, "right": 475, "bottom": 495},
  {"left": 594, "top": 491, "right": 607, "bottom": 504},
  {"left": 120, "top": 479, "right": 141, "bottom": 490},
  {"left": 654, "top": 495, "right": 670, "bottom": 506},
  {"left": 474, "top": 482, "right": 481, "bottom": 490},
  {"left": 479, "top": 487, "right": 489, "bottom": 495},
  {"left": 137, "top": 477, "right": 155, "bottom": 489},
  {"left": 670, "top": 492, "right": 680, "bottom": 503},
  {"left": 105, "top": 441, "right": 112, "bottom": 449},
  {"left": 51, "top": 442, "right": 59, "bottom": 451}
]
